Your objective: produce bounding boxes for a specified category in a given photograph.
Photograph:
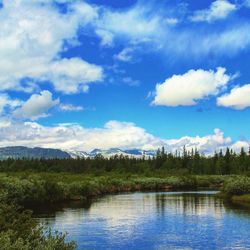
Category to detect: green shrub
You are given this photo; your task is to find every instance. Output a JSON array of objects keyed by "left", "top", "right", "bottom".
[
  {"left": 0, "top": 203, "right": 76, "bottom": 250},
  {"left": 222, "top": 176, "right": 250, "bottom": 195},
  {"left": 0, "top": 176, "right": 65, "bottom": 204}
]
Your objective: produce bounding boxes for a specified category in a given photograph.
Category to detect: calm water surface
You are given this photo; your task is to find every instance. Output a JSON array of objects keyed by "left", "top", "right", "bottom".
[{"left": 36, "top": 191, "right": 250, "bottom": 250}]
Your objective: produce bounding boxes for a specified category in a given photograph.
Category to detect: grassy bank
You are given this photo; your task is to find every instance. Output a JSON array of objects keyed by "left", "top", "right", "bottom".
[
  {"left": 0, "top": 173, "right": 229, "bottom": 205},
  {"left": 220, "top": 176, "right": 250, "bottom": 206}
]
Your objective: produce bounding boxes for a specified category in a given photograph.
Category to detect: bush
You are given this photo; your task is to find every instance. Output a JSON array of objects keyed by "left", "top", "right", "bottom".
[
  {"left": 0, "top": 230, "right": 76, "bottom": 250},
  {"left": 222, "top": 176, "right": 250, "bottom": 195},
  {"left": 0, "top": 203, "right": 76, "bottom": 250},
  {"left": 0, "top": 175, "right": 65, "bottom": 204}
]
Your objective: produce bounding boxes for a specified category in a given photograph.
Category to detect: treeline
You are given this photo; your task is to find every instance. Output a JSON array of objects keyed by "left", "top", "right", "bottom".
[{"left": 0, "top": 147, "right": 250, "bottom": 175}]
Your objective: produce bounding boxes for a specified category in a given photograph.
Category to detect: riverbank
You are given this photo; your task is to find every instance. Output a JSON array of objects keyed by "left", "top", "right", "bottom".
[
  {"left": 231, "top": 194, "right": 250, "bottom": 207},
  {"left": 0, "top": 172, "right": 229, "bottom": 206},
  {"left": 219, "top": 176, "right": 250, "bottom": 207},
  {"left": 2, "top": 172, "right": 250, "bottom": 208}
]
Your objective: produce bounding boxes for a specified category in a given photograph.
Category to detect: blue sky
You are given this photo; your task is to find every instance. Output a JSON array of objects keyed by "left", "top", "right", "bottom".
[{"left": 0, "top": 0, "right": 250, "bottom": 153}]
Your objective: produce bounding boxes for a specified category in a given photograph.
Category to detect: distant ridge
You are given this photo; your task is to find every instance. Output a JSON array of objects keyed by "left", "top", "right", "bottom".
[
  {"left": 0, "top": 146, "right": 157, "bottom": 159},
  {"left": 0, "top": 146, "right": 71, "bottom": 159}
]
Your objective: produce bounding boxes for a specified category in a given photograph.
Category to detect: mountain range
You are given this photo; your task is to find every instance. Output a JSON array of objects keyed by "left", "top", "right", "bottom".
[
  {"left": 0, "top": 146, "right": 157, "bottom": 159},
  {"left": 67, "top": 148, "right": 156, "bottom": 159}
]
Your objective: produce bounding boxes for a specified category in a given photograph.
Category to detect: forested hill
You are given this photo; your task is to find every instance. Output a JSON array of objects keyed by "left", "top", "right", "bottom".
[{"left": 0, "top": 146, "right": 71, "bottom": 159}]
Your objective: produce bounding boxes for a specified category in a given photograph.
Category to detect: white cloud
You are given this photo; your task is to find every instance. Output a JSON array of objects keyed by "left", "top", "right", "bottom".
[
  {"left": 167, "top": 128, "right": 232, "bottom": 154},
  {"left": 115, "top": 48, "right": 135, "bottom": 62},
  {"left": 190, "top": 0, "right": 237, "bottom": 22},
  {"left": 59, "top": 104, "right": 84, "bottom": 112},
  {"left": 95, "top": 29, "right": 114, "bottom": 46},
  {"left": 0, "top": 119, "right": 246, "bottom": 154},
  {"left": 0, "top": 0, "right": 103, "bottom": 94},
  {"left": 13, "top": 90, "right": 59, "bottom": 120},
  {"left": 152, "top": 67, "right": 231, "bottom": 106},
  {"left": 1, "top": 0, "right": 249, "bottom": 76},
  {"left": 0, "top": 120, "right": 163, "bottom": 151},
  {"left": 164, "top": 18, "right": 179, "bottom": 25},
  {"left": 45, "top": 58, "right": 103, "bottom": 94},
  {"left": 98, "top": 5, "right": 162, "bottom": 40},
  {"left": 217, "top": 84, "right": 250, "bottom": 109},
  {"left": 96, "top": 2, "right": 250, "bottom": 59},
  {"left": 231, "top": 140, "right": 250, "bottom": 152},
  {"left": 0, "top": 94, "right": 22, "bottom": 114}
]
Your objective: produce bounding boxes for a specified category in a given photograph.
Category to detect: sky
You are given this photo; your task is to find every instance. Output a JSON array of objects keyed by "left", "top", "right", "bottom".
[{"left": 0, "top": 0, "right": 250, "bottom": 154}]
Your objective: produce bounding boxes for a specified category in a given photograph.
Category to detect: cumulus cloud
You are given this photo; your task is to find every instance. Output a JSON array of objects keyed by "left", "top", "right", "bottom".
[
  {"left": 0, "top": 119, "right": 246, "bottom": 154},
  {"left": 1, "top": 0, "right": 250, "bottom": 84},
  {"left": 166, "top": 128, "right": 232, "bottom": 154},
  {"left": 217, "top": 84, "right": 250, "bottom": 109},
  {"left": 0, "top": 0, "right": 103, "bottom": 94},
  {"left": 190, "top": 0, "right": 237, "bottom": 22},
  {"left": 45, "top": 58, "right": 103, "bottom": 94},
  {"left": 13, "top": 90, "right": 59, "bottom": 120},
  {"left": 0, "top": 120, "right": 162, "bottom": 151},
  {"left": 152, "top": 67, "right": 231, "bottom": 107}
]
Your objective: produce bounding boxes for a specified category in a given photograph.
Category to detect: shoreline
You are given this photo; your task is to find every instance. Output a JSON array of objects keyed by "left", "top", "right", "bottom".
[
  {"left": 1, "top": 172, "right": 249, "bottom": 210},
  {"left": 20, "top": 178, "right": 223, "bottom": 208},
  {"left": 229, "top": 194, "right": 250, "bottom": 207},
  {"left": 217, "top": 192, "right": 250, "bottom": 208},
  {"left": 31, "top": 189, "right": 220, "bottom": 216}
]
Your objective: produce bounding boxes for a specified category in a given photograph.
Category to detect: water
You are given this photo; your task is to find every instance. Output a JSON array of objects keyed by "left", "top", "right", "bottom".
[{"left": 36, "top": 191, "right": 250, "bottom": 250}]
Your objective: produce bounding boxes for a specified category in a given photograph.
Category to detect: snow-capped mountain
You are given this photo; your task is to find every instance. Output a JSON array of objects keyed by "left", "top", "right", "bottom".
[
  {"left": 0, "top": 146, "right": 157, "bottom": 159},
  {"left": 65, "top": 150, "right": 90, "bottom": 159},
  {"left": 66, "top": 148, "right": 156, "bottom": 159}
]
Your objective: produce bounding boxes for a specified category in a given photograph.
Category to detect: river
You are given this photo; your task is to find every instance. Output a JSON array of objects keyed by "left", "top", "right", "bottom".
[{"left": 35, "top": 191, "right": 250, "bottom": 250}]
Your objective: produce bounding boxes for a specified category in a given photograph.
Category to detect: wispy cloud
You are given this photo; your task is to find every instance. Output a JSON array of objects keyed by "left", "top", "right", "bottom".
[
  {"left": 59, "top": 104, "right": 84, "bottom": 112},
  {"left": 0, "top": 94, "right": 22, "bottom": 115},
  {"left": 115, "top": 48, "right": 135, "bottom": 62},
  {"left": 190, "top": 0, "right": 237, "bottom": 22},
  {"left": 95, "top": 1, "right": 250, "bottom": 60},
  {"left": 123, "top": 77, "right": 140, "bottom": 86}
]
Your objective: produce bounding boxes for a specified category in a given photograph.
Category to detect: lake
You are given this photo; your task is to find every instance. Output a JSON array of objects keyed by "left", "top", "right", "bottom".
[{"left": 36, "top": 191, "right": 250, "bottom": 250}]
